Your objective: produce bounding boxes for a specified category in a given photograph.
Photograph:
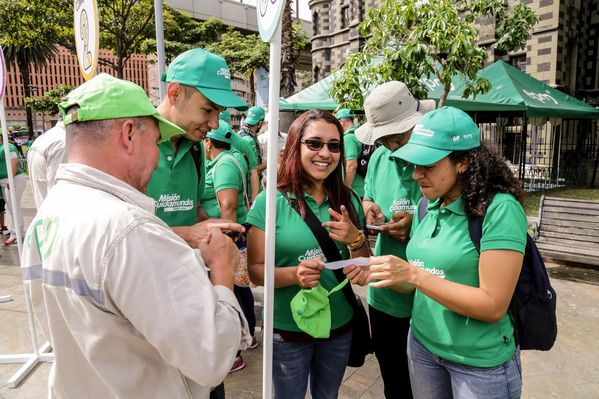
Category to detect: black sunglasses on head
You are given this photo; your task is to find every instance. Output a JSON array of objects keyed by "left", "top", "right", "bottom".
[{"left": 300, "top": 139, "right": 342, "bottom": 153}]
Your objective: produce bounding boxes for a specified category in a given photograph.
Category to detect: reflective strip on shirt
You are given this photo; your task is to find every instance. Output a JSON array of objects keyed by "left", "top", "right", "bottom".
[{"left": 23, "top": 264, "right": 105, "bottom": 304}]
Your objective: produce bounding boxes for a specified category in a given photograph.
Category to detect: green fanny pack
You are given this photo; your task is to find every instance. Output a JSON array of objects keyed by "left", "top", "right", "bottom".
[{"left": 290, "top": 279, "right": 349, "bottom": 338}]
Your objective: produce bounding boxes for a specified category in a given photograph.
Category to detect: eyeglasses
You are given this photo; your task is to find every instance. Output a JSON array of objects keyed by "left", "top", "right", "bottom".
[{"left": 300, "top": 139, "right": 342, "bottom": 153}]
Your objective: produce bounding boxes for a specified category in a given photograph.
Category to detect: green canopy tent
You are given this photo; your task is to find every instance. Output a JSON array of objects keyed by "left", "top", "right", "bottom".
[
  {"left": 279, "top": 60, "right": 599, "bottom": 189},
  {"left": 279, "top": 72, "right": 339, "bottom": 111},
  {"left": 425, "top": 60, "right": 599, "bottom": 119}
]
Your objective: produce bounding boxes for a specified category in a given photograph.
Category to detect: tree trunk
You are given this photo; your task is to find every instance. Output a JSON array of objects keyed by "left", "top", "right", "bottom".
[
  {"left": 17, "top": 57, "right": 34, "bottom": 135},
  {"left": 280, "top": 0, "right": 296, "bottom": 98},
  {"left": 439, "top": 84, "right": 450, "bottom": 107}
]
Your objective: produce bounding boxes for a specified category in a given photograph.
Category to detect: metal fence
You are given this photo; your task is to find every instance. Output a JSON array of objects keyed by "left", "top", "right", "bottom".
[{"left": 476, "top": 116, "right": 599, "bottom": 192}]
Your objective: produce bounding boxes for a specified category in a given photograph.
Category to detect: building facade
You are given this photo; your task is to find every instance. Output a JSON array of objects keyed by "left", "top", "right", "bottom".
[
  {"left": 309, "top": 0, "right": 599, "bottom": 102},
  {"left": 4, "top": 46, "right": 149, "bottom": 132}
]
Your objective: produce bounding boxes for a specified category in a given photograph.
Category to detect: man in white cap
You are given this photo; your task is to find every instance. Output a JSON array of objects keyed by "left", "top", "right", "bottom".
[{"left": 355, "top": 81, "right": 435, "bottom": 399}]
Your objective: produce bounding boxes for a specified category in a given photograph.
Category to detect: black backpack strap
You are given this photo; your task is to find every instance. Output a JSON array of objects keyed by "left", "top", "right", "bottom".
[
  {"left": 283, "top": 192, "right": 359, "bottom": 309},
  {"left": 467, "top": 193, "right": 498, "bottom": 253}
]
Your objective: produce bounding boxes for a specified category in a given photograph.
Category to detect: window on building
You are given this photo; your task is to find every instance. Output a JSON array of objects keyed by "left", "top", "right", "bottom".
[
  {"left": 341, "top": 4, "right": 350, "bottom": 29},
  {"left": 314, "top": 66, "right": 320, "bottom": 82},
  {"left": 313, "top": 11, "right": 319, "bottom": 36},
  {"left": 510, "top": 54, "right": 527, "bottom": 72}
]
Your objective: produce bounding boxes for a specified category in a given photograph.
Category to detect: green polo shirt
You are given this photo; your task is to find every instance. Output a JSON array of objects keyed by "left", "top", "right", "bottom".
[
  {"left": 343, "top": 128, "right": 365, "bottom": 198},
  {"left": 147, "top": 138, "right": 204, "bottom": 227},
  {"left": 364, "top": 146, "right": 422, "bottom": 318},
  {"left": 241, "top": 135, "right": 260, "bottom": 164},
  {"left": 230, "top": 133, "right": 258, "bottom": 170},
  {"left": 246, "top": 190, "right": 365, "bottom": 332},
  {"left": 201, "top": 151, "right": 249, "bottom": 224},
  {"left": 0, "top": 144, "right": 22, "bottom": 179},
  {"left": 408, "top": 194, "right": 527, "bottom": 367}
]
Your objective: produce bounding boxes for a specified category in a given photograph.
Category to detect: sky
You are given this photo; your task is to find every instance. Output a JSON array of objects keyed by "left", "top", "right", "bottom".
[{"left": 239, "top": 0, "right": 311, "bottom": 21}]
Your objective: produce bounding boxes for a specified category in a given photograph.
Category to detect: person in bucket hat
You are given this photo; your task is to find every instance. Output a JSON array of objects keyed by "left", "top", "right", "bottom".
[
  {"left": 147, "top": 48, "right": 247, "bottom": 252},
  {"left": 370, "top": 106, "right": 528, "bottom": 398},
  {"left": 357, "top": 80, "right": 435, "bottom": 399},
  {"left": 22, "top": 73, "right": 251, "bottom": 399}
]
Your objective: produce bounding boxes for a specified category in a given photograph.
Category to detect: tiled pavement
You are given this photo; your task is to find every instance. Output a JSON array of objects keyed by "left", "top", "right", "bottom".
[{"left": 2, "top": 182, "right": 599, "bottom": 398}]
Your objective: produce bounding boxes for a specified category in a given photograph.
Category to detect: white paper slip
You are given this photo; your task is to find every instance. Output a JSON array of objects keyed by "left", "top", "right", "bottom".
[{"left": 325, "top": 257, "right": 370, "bottom": 270}]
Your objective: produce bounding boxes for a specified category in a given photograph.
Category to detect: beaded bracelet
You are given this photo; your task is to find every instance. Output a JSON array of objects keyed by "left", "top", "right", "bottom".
[{"left": 348, "top": 232, "right": 366, "bottom": 251}]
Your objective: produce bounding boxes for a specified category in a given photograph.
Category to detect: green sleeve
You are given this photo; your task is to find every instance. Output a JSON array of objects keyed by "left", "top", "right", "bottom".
[
  {"left": 480, "top": 194, "right": 527, "bottom": 254},
  {"left": 242, "top": 135, "right": 260, "bottom": 163},
  {"left": 350, "top": 191, "right": 366, "bottom": 228},
  {"left": 363, "top": 151, "right": 378, "bottom": 202},
  {"left": 343, "top": 134, "right": 361, "bottom": 161},
  {"left": 246, "top": 191, "right": 267, "bottom": 230},
  {"left": 213, "top": 158, "right": 243, "bottom": 192},
  {"left": 232, "top": 135, "right": 258, "bottom": 170}
]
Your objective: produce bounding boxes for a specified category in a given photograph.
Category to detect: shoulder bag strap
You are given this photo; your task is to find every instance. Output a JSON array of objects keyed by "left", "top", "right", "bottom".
[{"left": 283, "top": 192, "right": 359, "bottom": 308}]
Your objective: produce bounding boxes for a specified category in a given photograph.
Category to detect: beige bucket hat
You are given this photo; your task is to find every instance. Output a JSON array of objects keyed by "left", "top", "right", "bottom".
[{"left": 355, "top": 81, "right": 436, "bottom": 145}]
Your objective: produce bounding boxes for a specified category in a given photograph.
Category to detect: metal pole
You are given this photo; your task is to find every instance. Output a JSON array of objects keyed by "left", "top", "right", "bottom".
[
  {"left": 154, "top": 0, "right": 166, "bottom": 101},
  {"left": 519, "top": 115, "right": 528, "bottom": 183},
  {"left": 262, "top": 19, "right": 282, "bottom": 399}
]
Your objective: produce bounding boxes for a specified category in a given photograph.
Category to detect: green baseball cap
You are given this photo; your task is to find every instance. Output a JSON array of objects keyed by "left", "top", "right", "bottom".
[
  {"left": 59, "top": 73, "right": 184, "bottom": 143},
  {"left": 219, "top": 109, "right": 231, "bottom": 123},
  {"left": 244, "top": 106, "right": 265, "bottom": 125},
  {"left": 392, "top": 106, "right": 480, "bottom": 166},
  {"left": 206, "top": 120, "right": 234, "bottom": 144},
  {"left": 163, "top": 48, "right": 248, "bottom": 111},
  {"left": 335, "top": 108, "right": 355, "bottom": 120},
  {"left": 290, "top": 279, "right": 348, "bottom": 339}
]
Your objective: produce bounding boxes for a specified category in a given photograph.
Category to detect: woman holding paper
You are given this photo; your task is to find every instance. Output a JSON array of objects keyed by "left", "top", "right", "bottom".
[
  {"left": 369, "top": 107, "right": 527, "bottom": 399},
  {"left": 246, "top": 110, "right": 369, "bottom": 399}
]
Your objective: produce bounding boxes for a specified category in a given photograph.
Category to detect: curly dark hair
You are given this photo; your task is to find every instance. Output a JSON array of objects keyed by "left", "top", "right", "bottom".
[{"left": 449, "top": 143, "right": 525, "bottom": 217}]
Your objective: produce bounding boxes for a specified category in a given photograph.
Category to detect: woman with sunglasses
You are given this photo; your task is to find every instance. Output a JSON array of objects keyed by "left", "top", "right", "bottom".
[
  {"left": 246, "top": 110, "right": 370, "bottom": 399},
  {"left": 369, "top": 107, "right": 527, "bottom": 398}
]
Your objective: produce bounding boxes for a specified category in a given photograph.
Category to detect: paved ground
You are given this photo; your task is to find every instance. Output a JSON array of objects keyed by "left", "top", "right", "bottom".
[{"left": 1, "top": 182, "right": 599, "bottom": 398}]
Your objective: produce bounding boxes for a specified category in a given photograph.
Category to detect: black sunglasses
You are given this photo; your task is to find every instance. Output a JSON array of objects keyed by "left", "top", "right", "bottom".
[{"left": 300, "top": 139, "right": 342, "bottom": 153}]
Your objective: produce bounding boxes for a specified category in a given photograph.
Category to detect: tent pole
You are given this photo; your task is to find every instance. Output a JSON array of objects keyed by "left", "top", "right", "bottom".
[
  {"left": 591, "top": 123, "right": 599, "bottom": 188},
  {"left": 519, "top": 114, "right": 528, "bottom": 184}
]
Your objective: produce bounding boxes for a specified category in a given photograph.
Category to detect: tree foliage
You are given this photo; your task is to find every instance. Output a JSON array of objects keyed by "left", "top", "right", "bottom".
[
  {"left": 141, "top": 8, "right": 224, "bottom": 64},
  {"left": 25, "top": 84, "right": 74, "bottom": 116},
  {"left": 207, "top": 26, "right": 269, "bottom": 76},
  {"left": 330, "top": 0, "right": 539, "bottom": 109},
  {"left": 0, "top": 0, "right": 72, "bottom": 134}
]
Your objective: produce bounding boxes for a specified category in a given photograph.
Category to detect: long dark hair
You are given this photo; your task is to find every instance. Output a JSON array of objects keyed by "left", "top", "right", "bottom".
[
  {"left": 449, "top": 143, "right": 525, "bottom": 217},
  {"left": 278, "top": 110, "right": 360, "bottom": 227}
]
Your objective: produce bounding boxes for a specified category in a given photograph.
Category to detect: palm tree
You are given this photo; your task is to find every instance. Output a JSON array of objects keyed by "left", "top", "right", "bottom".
[
  {"left": 0, "top": 0, "right": 69, "bottom": 135},
  {"left": 280, "top": 0, "right": 296, "bottom": 98}
]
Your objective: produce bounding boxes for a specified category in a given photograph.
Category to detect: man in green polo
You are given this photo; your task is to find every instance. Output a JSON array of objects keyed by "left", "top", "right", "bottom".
[
  {"left": 238, "top": 105, "right": 265, "bottom": 173},
  {"left": 355, "top": 81, "right": 435, "bottom": 399},
  {"left": 336, "top": 108, "right": 365, "bottom": 198},
  {"left": 147, "top": 48, "right": 248, "bottom": 248},
  {"left": 220, "top": 110, "right": 260, "bottom": 202}
]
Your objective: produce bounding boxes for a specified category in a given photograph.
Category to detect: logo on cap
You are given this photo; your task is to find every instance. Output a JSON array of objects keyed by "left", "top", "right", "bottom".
[
  {"left": 217, "top": 67, "right": 231, "bottom": 79},
  {"left": 452, "top": 135, "right": 460, "bottom": 142},
  {"left": 413, "top": 124, "right": 434, "bottom": 137}
]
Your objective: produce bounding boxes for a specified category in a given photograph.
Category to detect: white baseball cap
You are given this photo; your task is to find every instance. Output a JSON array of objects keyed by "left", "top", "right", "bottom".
[{"left": 355, "top": 81, "right": 436, "bottom": 145}]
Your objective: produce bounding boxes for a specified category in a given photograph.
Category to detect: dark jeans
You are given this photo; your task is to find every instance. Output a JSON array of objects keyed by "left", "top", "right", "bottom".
[
  {"left": 210, "top": 382, "right": 225, "bottom": 399},
  {"left": 369, "top": 305, "right": 413, "bottom": 399},
  {"left": 272, "top": 331, "right": 352, "bottom": 399},
  {"left": 234, "top": 285, "right": 256, "bottom": 337}
]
